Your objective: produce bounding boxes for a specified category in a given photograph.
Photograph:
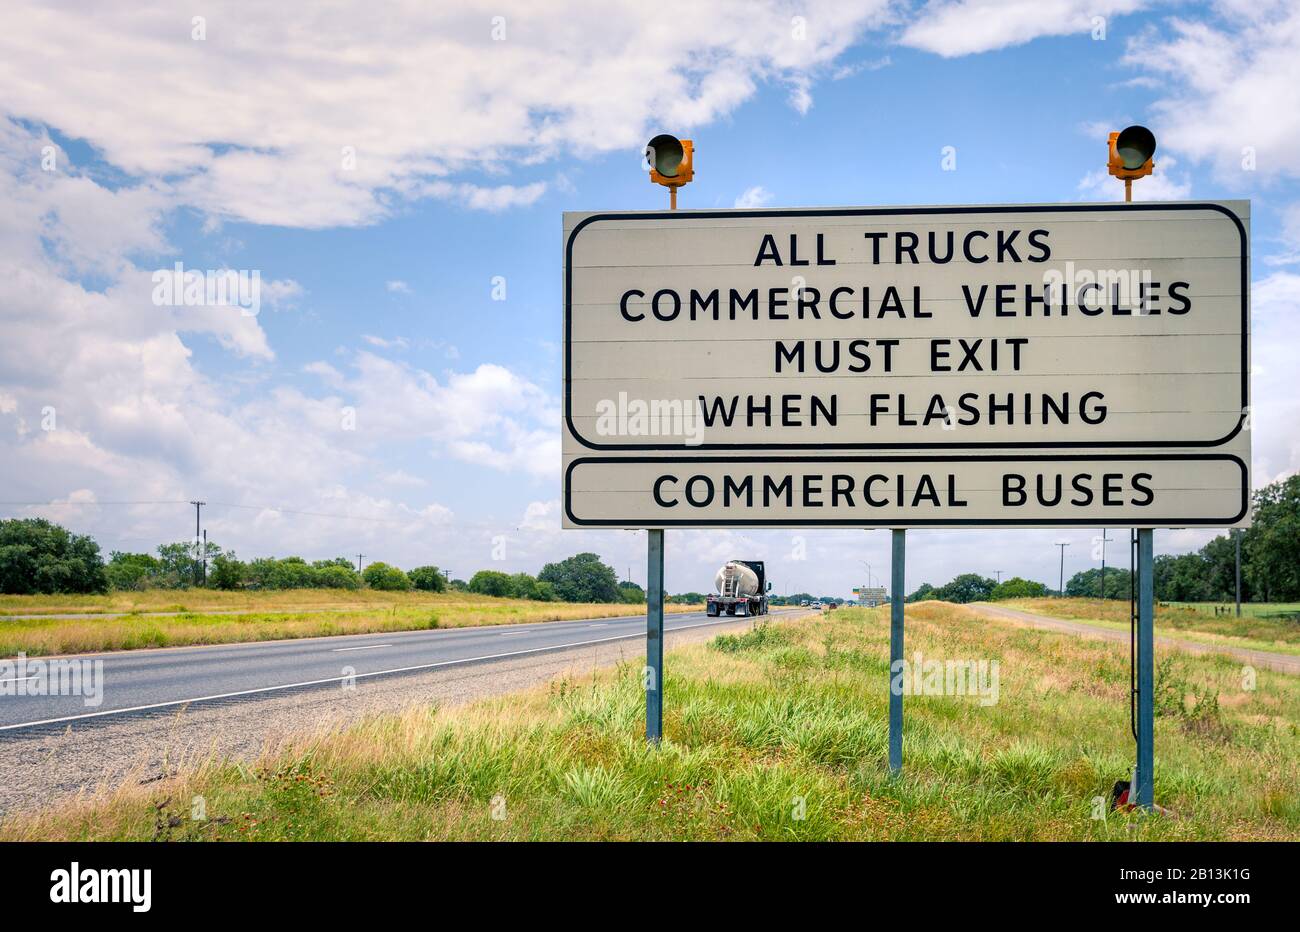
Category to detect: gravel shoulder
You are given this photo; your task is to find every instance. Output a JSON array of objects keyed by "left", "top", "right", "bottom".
[{"left": 0, "top": 615, "right": 759, "bottom": 817}]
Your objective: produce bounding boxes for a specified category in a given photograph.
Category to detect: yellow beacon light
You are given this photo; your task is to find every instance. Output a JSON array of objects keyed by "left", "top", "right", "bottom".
[
  {"left": 1108, "top": 125, "right": 1156, "bottom": 202},
  {"left": 645, "top": 133, "right": 694, "bottom": 209}
]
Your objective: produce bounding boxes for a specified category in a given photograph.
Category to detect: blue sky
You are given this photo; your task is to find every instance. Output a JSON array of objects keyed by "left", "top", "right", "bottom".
[{"left": 1, "top": 2, "right": 1297, "bottom": 596}]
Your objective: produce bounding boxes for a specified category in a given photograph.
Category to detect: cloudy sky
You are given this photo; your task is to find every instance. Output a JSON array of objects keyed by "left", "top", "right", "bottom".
[{"left": 0, "top": 1, "right": 1296, "bottom": 597}]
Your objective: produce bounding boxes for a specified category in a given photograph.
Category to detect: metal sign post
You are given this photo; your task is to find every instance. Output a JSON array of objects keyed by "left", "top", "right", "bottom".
[
  {"left": 1134, "top": 528, "right": 1155, "bottom": 807},
  {"left": 889, "top": 529, "right": 906, "bottom": 775},
  {"left": 646, "top": 528, "right": 665, "bottom": 744}
]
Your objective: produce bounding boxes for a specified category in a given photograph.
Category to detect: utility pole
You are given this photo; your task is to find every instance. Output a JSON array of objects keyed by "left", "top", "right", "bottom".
[
  {"left": 1234, "top": 528, "right": 1242, "bottom": 618},
  {"left": 994, "top": 569, "right": 1003, "bottom": 585},
  {"left": 357, "top": 553, "right": 365, "bottom": 573},
  {"left": 1055, "top": 542, "right": 1069, "bottom": 597},
  {"left": 1098, "top": 529, "right": 1114, "bottom": 600},
  {"left": 202, "top": 528, "right": 208, "bottom": 586},
  {"left": 189, "top": 500, "right": 205, "bottom": 587}
]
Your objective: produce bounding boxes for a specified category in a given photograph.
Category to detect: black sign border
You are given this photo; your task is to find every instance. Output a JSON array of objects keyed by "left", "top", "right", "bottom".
[
  {"left": 563, "top": 453, "right": 1249, "bottom": 527},
  {"left": 564, "top": 203, "right": 1249, "bottom": 452}
]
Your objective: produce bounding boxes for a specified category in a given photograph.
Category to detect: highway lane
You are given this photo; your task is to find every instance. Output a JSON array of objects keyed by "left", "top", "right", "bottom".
[{"left": 0, "top": 610, "right": 765, "bottom": 732}]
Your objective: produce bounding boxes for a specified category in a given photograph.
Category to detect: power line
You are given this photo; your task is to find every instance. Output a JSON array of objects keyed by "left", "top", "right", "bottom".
[{"left": 206, "top": 501, "right": 410, "bottom": 525}]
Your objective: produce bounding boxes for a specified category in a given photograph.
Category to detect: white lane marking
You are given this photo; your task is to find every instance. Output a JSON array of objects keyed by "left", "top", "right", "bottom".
[
  {"left": 0, "top": 617, "right": 749, "bottom": 731},
  {"left": 330, "top": 644, "right": 393, "bottom": 652},
  {"left": 587, "top": 623, "right": 607, "bottom": 628}
]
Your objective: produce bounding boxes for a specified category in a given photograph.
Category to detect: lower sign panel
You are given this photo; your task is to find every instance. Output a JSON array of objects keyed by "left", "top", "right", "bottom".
[{"left": 563, "top": 455, "right": 1248, "bottom": 528}]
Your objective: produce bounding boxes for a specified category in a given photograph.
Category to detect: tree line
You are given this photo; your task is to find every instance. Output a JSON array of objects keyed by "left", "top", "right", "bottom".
[
  {"left": 2, "top": 474, "right": 1296, "bottom": 602},
  {"left": 0, "top": 524, "right": 649, "bottom": 604},
  {"left": 906, "top": 475, "right": 1300, "bottom": 605}
]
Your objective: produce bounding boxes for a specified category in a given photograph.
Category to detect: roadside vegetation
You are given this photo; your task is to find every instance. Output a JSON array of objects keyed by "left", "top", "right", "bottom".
[
  {"left": 6, "top": 604, "right": 1295, "bottom": 841},
  {"left": 0, "top": 591, "right": 704, "bottom": 657},
  {"left": 0, "top": 529, "right": 715, "bottom": 654},
  {"left": 0, "top": 518, "right": 652, "bottom": 610},
  {"left": 1004, "top": 597, "right": 1300, "bottom": 654},
  {"left": 902, "top": 475, "right": 1300, "bottom": 606}
]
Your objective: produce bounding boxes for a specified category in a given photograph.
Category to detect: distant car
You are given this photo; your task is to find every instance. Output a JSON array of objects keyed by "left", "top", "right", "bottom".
[
  {"left": 811, "top": 601, "right": 823, "bottom": 609},
  {"left": 799, "top": 599, "right": 809, "bottom": 607}
]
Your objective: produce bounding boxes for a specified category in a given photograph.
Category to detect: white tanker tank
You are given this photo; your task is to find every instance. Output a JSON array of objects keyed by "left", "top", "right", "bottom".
[
  {"left": 707, "top": 560, "right": 770, "bottom": 617},
  {"left": 715, "top": 562, "right": 761, "bottom": 598}
]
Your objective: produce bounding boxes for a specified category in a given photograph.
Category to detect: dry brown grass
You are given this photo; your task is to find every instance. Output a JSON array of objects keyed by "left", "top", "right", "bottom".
[
  {"left": 1005, "top": 597, "right": 1300, "bottom": 653},
  {"left": 0, "top": 592, "right": 704, "bottom": 656}
]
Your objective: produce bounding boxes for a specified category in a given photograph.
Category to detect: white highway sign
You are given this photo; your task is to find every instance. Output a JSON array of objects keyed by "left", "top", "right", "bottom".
[{"left": 562, "top": 203, "right": 1250, "bottom": 528}]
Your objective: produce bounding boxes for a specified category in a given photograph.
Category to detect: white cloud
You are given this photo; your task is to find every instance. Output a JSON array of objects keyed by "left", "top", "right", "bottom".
[
  {"left": 262, "top": 278, "right": 304, "bottom": 311},
  {"left": 734, "top": 185, "right": 774, "bottom": 208},
  {"left": 1075, "top": 154, "right": 1193, "bottom": 201},
  {"left": 0, "top": 1, "right": 893, "bottom": 229},
  {"left": 296, "top": 351, "right": 558, "bottom": 478},
  {"left": 1248, "top": 270, "right": 1300, "bottom": 484},
  {"left": 1126, "top": 2, "right": 1300, "bottom": 181},
  {"left": 0, "top": 114, "right": 560, "bottom": 566},
  {"left": 423, "top": 181, "right": 548, "bottom": 212},
  {"left": 521, "top": 499, "right": 560, "bottom": 531},
  {"left": 361, "top": 334, "right": 410, "bottom": 350},
  {"left": 900, "top": 0, "right": 1149, "bottom": 57},
  {"left": 385, "top": 280, "right": 412, "bottom": 294},
  {"left": 831, "top": 55, "right": 891, "bottom": 79}
]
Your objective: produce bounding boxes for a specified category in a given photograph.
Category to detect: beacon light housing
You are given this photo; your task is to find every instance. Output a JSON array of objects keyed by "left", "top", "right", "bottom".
[
  {"left": 645, "top": 133, "right": 694, "bottom": 188},
  {"left": 1108, "top": 125, "right": 1156, "bottom": 180}
]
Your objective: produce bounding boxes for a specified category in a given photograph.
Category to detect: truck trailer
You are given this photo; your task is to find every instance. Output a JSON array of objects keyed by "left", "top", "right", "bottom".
[{"left": 707, "top": 560, "right": 770, "bottom": 617}]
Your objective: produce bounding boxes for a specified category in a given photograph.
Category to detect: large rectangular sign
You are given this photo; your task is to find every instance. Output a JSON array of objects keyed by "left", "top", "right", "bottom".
[{"left": 563, "top": 203, "right": 1250, "bottom": 528}]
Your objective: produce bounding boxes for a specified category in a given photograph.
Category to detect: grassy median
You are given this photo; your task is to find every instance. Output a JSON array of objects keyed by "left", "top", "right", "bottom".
[
  {"left": 5, "top": 603, "right": 1296, "bottom": 841},
  {"left": 0, "top": 591, "right": 703, "bottom": 657}
]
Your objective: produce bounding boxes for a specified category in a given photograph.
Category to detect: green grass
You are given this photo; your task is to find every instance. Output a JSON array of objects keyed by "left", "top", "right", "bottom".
[
  {"left": 1005, "top": 598, "right": 1300, "bottom": 656},
  {"left": 0, "top": 591, "right": 704, "bottom": 657},
  {"left": 6, "top": 603, "right": 1296, "bottom": 841}
]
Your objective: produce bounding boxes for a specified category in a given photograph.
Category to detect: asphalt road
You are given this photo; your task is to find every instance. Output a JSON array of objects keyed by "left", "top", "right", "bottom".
[
  {"left": 968, "top": 603, "right": 1300, "bottom": 675},
  {"left": 0, "top": 610, "right": 761, "bottom": 732}
]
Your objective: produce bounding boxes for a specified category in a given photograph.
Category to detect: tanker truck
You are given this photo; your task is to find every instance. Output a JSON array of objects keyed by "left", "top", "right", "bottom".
[{"left": 707, "top": 560, "right": 770, "bottom": 617}]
